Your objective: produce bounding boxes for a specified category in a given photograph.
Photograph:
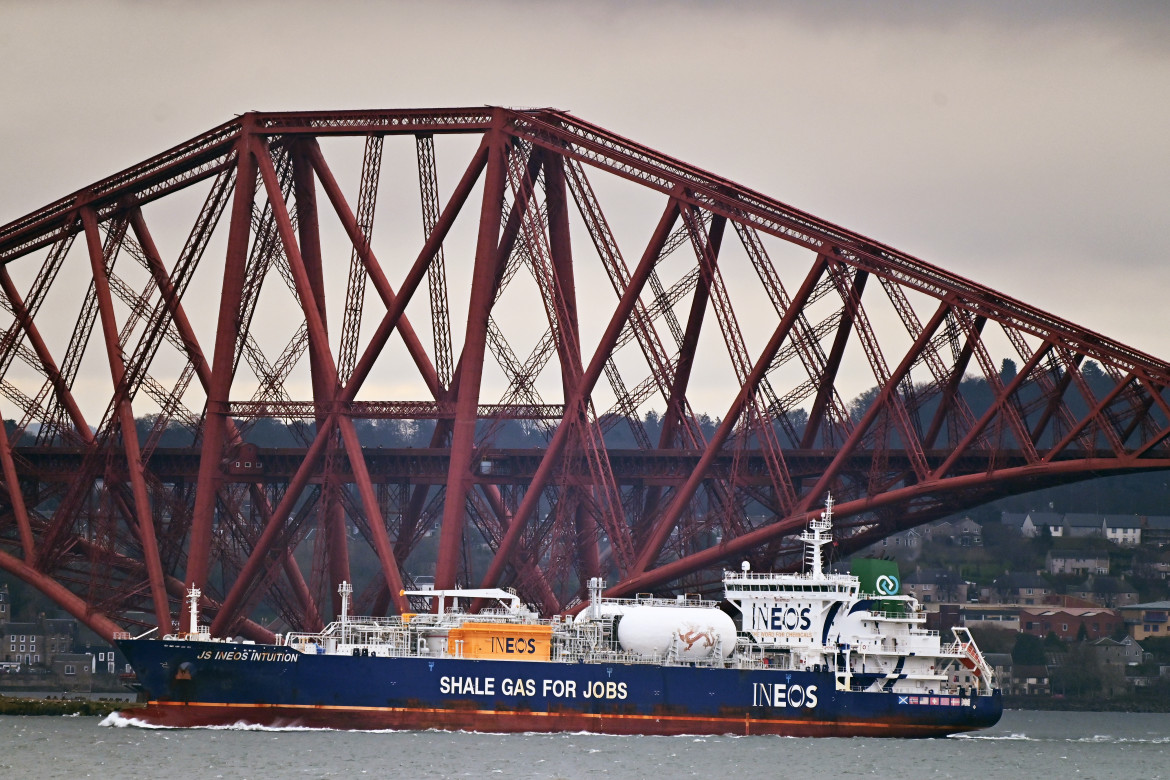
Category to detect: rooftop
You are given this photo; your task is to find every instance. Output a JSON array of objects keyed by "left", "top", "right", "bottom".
[{"left": 1020, "top": 607, "right": 1117, "bottom": 617}]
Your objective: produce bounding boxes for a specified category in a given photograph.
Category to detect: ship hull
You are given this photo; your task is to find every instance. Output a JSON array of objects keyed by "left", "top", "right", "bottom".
[{"left": 117, "top": 639, "right": 1002, "bottom": 737}]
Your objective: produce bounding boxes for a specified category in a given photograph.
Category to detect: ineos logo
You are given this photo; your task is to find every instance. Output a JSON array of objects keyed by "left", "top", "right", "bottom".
[
  {"left": 769, "top": 606, "right": 812, "bottom": 631},
  {"left": 875, "top": 574, "right": 900, "bottom": 595}
]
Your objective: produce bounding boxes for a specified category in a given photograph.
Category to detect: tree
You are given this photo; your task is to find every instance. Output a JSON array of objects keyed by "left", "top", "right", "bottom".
[
  {"left": 1082, "top": 360, "right": 1105, "bottom": 381},
  {"left": 1031, "top": 522, "right": 1054, "bottom": 556},
  {"left": 849, "top": 386, "right": 881, "bottom": 421},
  {"left": 1050, "top": 642, "right": 1102, "bottom": 697},
  {"left": 1012, "top": 633, "right": 1046, "bottom": 665},
  {"left": 1000, "top": 358, "right": 1018, "bottom": 383}
]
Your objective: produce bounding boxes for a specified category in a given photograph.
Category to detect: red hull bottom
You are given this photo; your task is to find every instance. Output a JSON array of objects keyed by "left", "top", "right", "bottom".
[{"left": 120, "top": 701, "right": 975, "bottom": 738}]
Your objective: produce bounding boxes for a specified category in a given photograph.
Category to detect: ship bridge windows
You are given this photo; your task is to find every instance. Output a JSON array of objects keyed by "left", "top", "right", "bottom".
[{"left": 730, "top": 582, "right": 853, "bottom": 594}]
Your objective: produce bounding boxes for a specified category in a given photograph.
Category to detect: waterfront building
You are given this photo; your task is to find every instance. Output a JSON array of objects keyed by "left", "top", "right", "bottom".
[
  {"left": 1119, "top": 600, "right": 1170, "bottom": 640},
  {"left": 1019, "top": 607, "right": 1121, "bottom": 641}
]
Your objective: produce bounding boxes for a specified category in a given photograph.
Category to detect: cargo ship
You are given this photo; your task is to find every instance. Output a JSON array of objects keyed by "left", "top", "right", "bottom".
[{"left": 115, "top": 497, "right": 1002, "bottom": 736}]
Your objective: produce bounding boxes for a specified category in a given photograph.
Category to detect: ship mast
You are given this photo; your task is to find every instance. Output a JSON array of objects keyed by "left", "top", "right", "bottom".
[
  {"left": 799, "top": 494, "right": 834, "bottom": 576},
  {"left": 339, "top": 581, "right": 352, "bottom": 646},
  {"left": 186, "top": 586, "right": 202, "bottom": 638}
]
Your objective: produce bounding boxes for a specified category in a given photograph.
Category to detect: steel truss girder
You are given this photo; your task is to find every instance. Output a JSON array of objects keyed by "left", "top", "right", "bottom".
[{"left": 0, "top": 107, "right": 1168, "bottom": 638}]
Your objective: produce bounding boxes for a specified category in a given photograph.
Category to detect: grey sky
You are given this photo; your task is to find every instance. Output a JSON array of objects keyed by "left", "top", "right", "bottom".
[{"left": 1, "top": 0, "right": 1167, "bottom": 416}]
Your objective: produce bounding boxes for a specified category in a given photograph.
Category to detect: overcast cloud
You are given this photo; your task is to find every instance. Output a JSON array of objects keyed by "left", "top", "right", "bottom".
[{"left": 0, "top": 0, "right": 1167, "bottom": 411}]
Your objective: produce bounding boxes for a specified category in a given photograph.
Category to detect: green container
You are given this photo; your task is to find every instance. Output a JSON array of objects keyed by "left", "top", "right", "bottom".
[{"left": 850, "top": 558, "right": 903, "bottom": 613}]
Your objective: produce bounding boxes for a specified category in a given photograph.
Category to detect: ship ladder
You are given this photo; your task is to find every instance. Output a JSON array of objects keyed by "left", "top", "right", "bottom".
[{"left": 951, "top": 627, "right": 994, "bottom": 692}]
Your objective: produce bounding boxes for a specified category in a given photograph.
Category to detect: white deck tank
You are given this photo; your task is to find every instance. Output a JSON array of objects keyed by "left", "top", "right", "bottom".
[{"left": 616, "top": 605, "right": 736, "bottom": 660}]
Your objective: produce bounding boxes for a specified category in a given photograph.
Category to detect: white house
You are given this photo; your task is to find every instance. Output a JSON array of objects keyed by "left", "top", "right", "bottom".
[
  {"left": 1022, "top": 512, "right": 1062, "bottom": 538},
  {"left": 1102, "top": 514, "right": 1142, "bottom": 546}
]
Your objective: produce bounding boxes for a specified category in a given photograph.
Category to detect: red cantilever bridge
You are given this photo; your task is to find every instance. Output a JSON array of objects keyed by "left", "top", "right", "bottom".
[{"left": 0, "top": 107, "right": 1168, "bottom": 642}]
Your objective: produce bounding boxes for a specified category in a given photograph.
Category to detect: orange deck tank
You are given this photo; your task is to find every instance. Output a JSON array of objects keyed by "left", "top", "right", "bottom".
[{"left": 447, "top": 622, "right": 552, "bottom": 660}]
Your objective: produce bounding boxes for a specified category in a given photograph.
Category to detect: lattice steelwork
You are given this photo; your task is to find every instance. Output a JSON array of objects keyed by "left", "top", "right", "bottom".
[{"left": 0, "top": 108, "right": 1168, "bottom": 641}]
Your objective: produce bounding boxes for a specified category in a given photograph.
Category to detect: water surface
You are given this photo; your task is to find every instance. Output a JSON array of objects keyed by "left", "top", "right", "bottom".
[{"left": 0, "top": 709, "right": 1165, "bottom": 779}]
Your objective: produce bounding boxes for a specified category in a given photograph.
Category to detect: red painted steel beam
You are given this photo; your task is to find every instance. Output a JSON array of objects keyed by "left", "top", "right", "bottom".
[
  {"left": 0, "top": 109, "right": 497, "bottom": 263},
  {"left": 338, "top": 415, "right": 409, "bottom": 614},
  {"left": 477, "top": 194, "right": 684, "bottom": 592},
  {"left": 130, "top": 205, "right": 321, "bottom": 631},
  {"left": 0, "top": 548, "right": 123, "bottom": 640},
  {"left": 434, "top": 120, "right": 512, "bottom": 591},
  {"left": 126, "top": 210, "right": 210, "bottom": 389},
  {"left": 1131, "top": 378, "right": 1170, "bottom": 458},
  {"left": 417, "top": 134, "right": 455, "bottom": 392},
  {"left": 1044, "top": 371, "right": 1137, "bottom": 462},
  {"left": 794, "top": 299, "right": 952, "bottom": 515},
  {"left": 187, "top": 123, "right": 258, "bottom": 600},
  {"left": 659, "top": 211, "right": 717, "bottom": 449},
  {"left": 337, "top": 134, "right": 382, "bottom": 386},
  {"left": 81, "top": 205, "right": 172, "bottom": 634},
  {"left": 602, "top": 458, "right": 1162, "bottom": 600},
  {"left": 544, "top": 152, "right": 602, "bottom": 580},
  {"left": 803, "top": 271, "right": 867, "bottom": 449},
  {"left": 0, "top": 397, "right": 34, "bottom": 559},
  {"left": 1140, "top": 377, "right": 1170, "bottom": 431},
  {"left": 0, "top": 269, "right": 92, "bottom": 438},
  {"left": 508, "top": 109, "right": 1170, "bottom": 385},
  {"left": 288, "top": 141, "right": 351, "bottom": 612},
  {"left": 213, "top": 126, "right": 493, "bottom": 631},
  {"left": 924, "top": 315, "right": 984, "bottom": 448},
  {"left": 210, "top": 416, "right": 336, "bottom": 635},
  {"left": 631, "top": 254, "right": 829, "bottom": 575},
  {"left": 257, "top": 107, "right": 498, "bottom": 135},
  {"left": 260, "top": 139, "right": 367, "bottom": 616},
  {"left": 933, "top": 341, "right": 1054, "bottom": 479},
  {"left": 305, "top": 139, "right": 443, "bottom": 400},
  {"left": 544, "top": 151, "right": 584, "bottom": 401},
  {"left": 436, "top": 143, "right": 553, "bottom": 579},
  {"left": 340, "top": 136, "right": 489, "bottom": 407}
]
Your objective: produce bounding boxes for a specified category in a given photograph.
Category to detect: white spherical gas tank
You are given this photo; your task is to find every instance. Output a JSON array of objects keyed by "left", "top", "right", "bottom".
[{"left": 616, "top": 605, "right": 737, "bottom": 660}]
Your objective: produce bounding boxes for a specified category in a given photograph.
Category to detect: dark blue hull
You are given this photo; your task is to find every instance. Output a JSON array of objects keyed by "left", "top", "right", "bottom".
[{"left": 118, "top": 639, "right": 1002, "bottom": 736}]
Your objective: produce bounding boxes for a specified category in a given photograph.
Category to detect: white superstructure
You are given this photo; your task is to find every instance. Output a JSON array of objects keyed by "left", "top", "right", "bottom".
[{"left": 723, "top": 495, "right": 994, "bottom": 694}]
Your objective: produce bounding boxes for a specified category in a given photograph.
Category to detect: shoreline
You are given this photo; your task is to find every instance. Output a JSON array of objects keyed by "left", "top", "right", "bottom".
[
  {"left": 1004, "top": 695, "right": 1170, "bottom": 713},
  {"left": 0, "top": 694, "right": 141, "bottom": 717}
]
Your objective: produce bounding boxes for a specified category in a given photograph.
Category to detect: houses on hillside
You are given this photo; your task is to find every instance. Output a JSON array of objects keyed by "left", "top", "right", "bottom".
[
  {"left": 0, "top": 583, "right": 128, "bottom": 689},
  {"left": 901, "top": 569, "right": 967, "bottom": 604},
  {"left": 1069, "top": 576, "right": 1140, "bottom": 608},
  {"left": 991, "top": 573, "right": 1053, "bottom": 606},
  {"left": 1144, "top": 517, "right": 1170, "bottom": 547},
  {"left": 1045, "top": 550, "right": 1110, "bottom": 576},
  {"left": 1007, "top": 510, "right": 1170, "bottom": 547},
  {"left": 860, "top": 516, "right": 985, "bottom": 562},
  {"left": 925, "top": 518, "right": 983, "bottom": 547}
]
